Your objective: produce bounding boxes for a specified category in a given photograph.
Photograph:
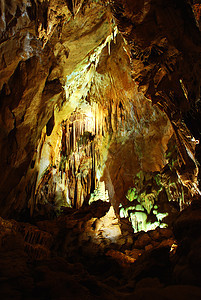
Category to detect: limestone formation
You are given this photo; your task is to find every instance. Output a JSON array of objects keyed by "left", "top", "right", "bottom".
[{"left": 0, "top": 0, "right": 201, "bottom": 299}]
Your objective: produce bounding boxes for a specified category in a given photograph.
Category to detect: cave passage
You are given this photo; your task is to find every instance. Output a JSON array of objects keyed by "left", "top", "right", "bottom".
[{"left": 1, "top": 0, "right": 201, "bottom": 299}]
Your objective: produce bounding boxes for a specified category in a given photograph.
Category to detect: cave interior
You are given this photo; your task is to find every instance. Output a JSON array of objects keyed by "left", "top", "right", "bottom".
[{"left": 1, "top": 0, "right": 201, "bottom": 299}]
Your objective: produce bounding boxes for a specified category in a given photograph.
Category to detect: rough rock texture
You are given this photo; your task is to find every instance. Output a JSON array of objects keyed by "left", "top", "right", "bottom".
[
  {"left": 112, "top": 0, "right": 201, "bottom": 111},
  {"left": 0, "top": 0, "right": 112, "bottom": 216},
  {"left": 0, "top": 0, "right": 200, "bottom": 225},
  {"left": 172, "top": 199, "right": 201, "bottom": 285},
  {"left": 1, "top": 200, "right": 201, "bottom": 299},
  {"left": 0, "top": 0, "right": 184, "bottom": 225},
  {"left": 111, "top": 0, "right": 201, "bottom": 194},
  {"left": 1, "top": 0, "right": 201, "bottom": 299}
]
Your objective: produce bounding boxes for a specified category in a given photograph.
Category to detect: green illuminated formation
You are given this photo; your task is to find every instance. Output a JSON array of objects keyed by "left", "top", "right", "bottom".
[{"left": 119, "top": 166, "right": 182, "bottom": 232}]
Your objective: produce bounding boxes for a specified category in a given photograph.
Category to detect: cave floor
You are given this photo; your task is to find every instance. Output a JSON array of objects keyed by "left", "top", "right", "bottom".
[{"left": 1, "top": 200, "right": 201, "bottom": 300}]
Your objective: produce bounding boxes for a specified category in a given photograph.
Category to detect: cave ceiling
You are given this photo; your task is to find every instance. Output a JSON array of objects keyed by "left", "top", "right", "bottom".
[
  {"left": 0, "top": 0, "right": 201, "bottom": 228},
  {"left": 1, "top": 1, "right": 201, "bottom": 299}
]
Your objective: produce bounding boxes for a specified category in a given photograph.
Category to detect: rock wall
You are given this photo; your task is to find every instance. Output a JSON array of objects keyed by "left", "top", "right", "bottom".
[
  {"left": 0, "top": 0, "right": 112, "bottom": 216},
  {"left": 0, "top": 0, "right": 200, "bottom": 228},
  {"left": 1, "top": 1, "right": 201, "bottom": 299},
  {"left": 111, "top": 0, "right": 201, "bottom": 195}
]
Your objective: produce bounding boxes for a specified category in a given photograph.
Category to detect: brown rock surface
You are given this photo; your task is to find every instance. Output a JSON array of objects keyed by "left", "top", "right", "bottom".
[
  {"left": 0, "top": 0, "right": 201, "bottom": 299},
  {"left": 0, "top": 0, "right": 198, "bottom": 222}
]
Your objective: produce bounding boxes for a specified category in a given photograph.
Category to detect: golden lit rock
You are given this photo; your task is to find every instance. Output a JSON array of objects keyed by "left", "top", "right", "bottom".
[{"left": 0, "top": 0, "right": 201, "bottom": 299}]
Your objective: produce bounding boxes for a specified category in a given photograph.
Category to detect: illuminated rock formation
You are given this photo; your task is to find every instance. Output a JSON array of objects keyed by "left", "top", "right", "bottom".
[{"left": 0, "top": 0, "right": 201, "bottom": 299}]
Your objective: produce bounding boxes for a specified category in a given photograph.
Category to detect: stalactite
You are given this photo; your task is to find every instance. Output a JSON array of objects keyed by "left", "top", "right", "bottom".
[
  {"left": 61, "top": 124, "right": 67, "bottom": 157},
  {"left": 35, "top": 103, "right": 111, "bottom": 212},
  {"left": 19, "top": 223, "right": 53, "bottom": 260}
]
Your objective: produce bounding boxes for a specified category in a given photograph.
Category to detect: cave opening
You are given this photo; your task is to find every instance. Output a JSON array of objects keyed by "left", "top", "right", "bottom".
[{"left": 1, "top": 0, "right": 201, "bottom": 299}]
